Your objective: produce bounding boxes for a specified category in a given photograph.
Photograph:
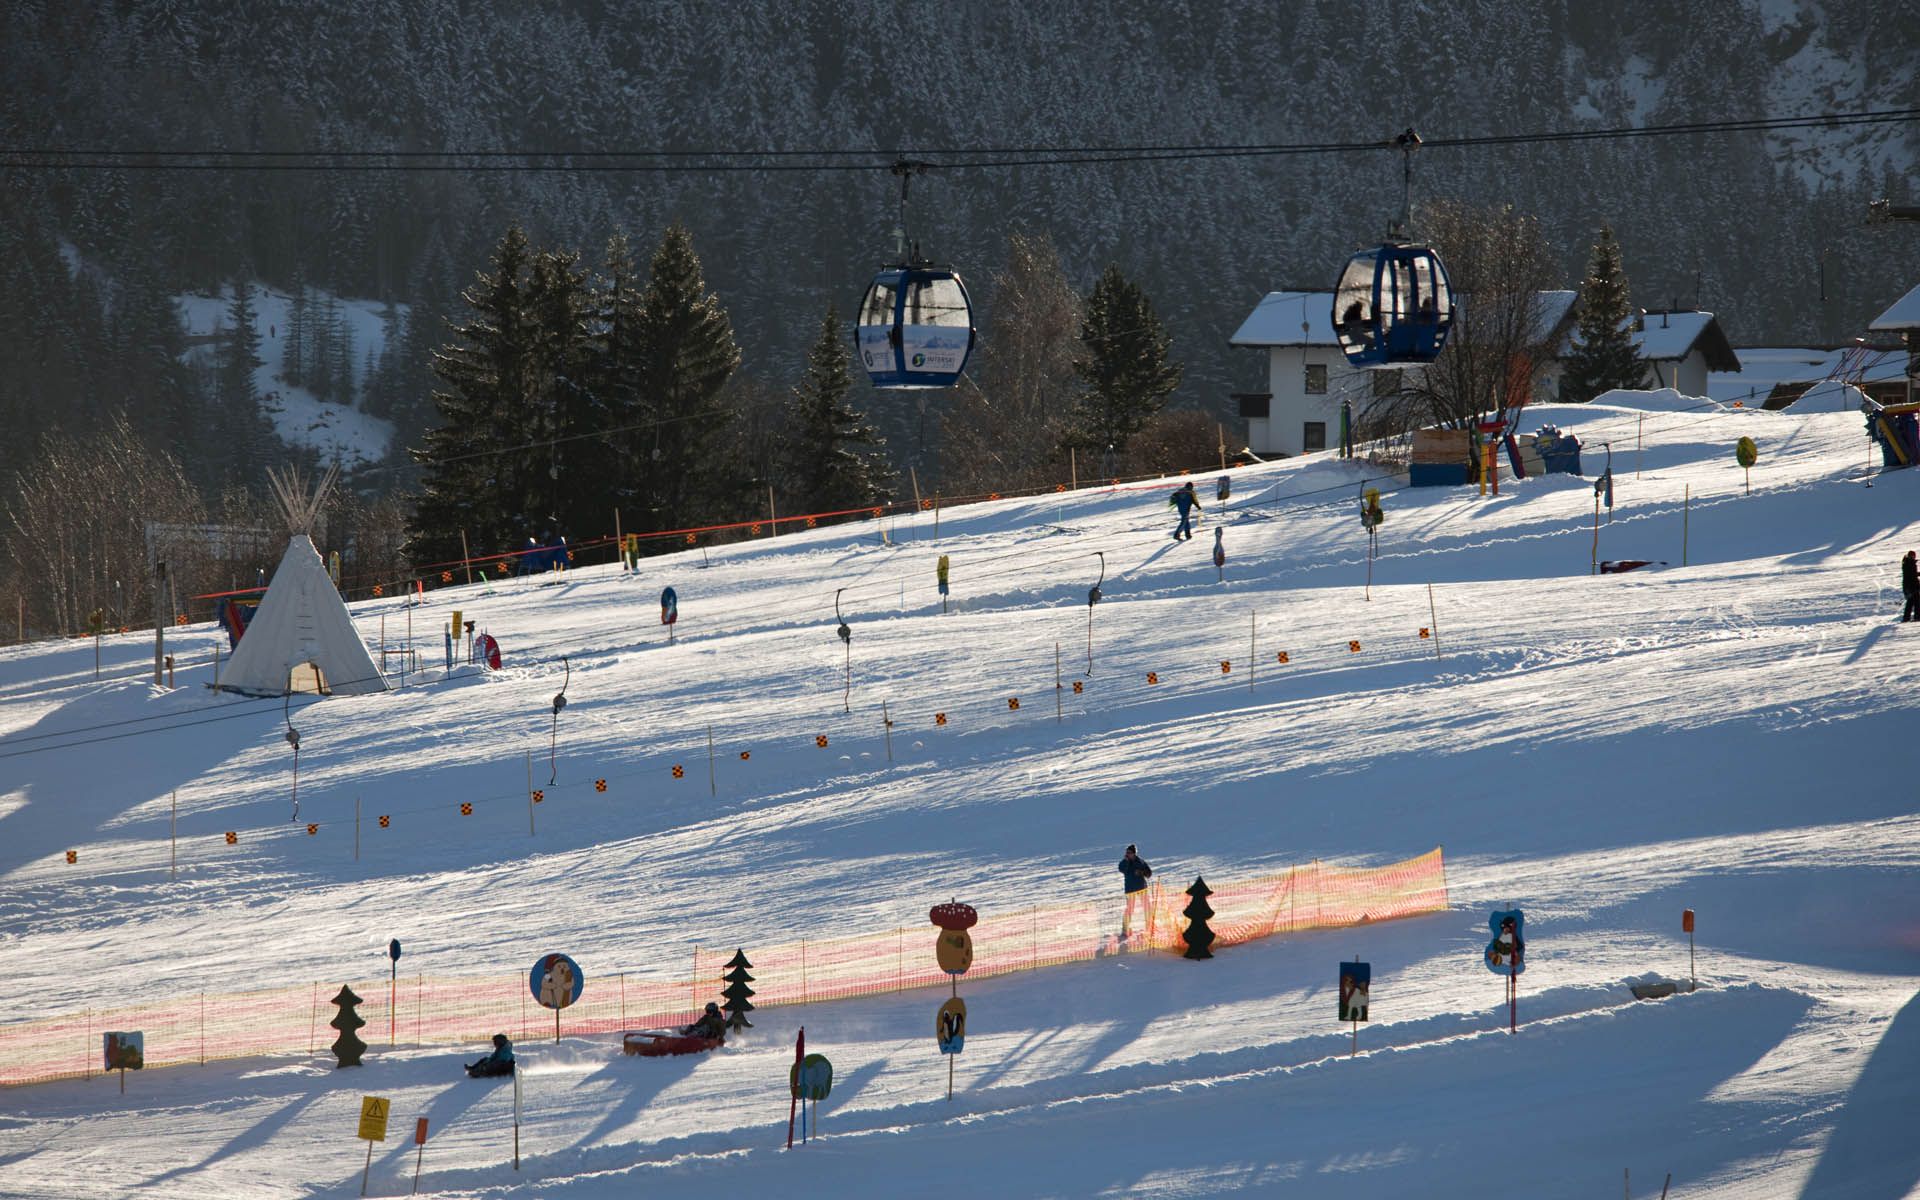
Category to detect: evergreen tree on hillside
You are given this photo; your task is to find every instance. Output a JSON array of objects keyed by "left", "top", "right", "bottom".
[
  {"left": 410, "top": 224, "right": 541, "bottom": 564},
  {"left": 1070, "top": 265, "right": 1182, "bottom": 459},
  {"left": 1561, "top": 223, "right": 1646, "bottom": 404},
  {"left": 775, "top": 302, "right": 897, "bottom": 515},
  {"left": 589, "top": 232, "right": 648, "bottom": 511},
  {"left": 209, "top": 281, "right": 272, "bottom": 483},
  {"left": 632, "top": 221, "right": 742, "bottom": 532},
  {"left": 524, "top": 245, "right": 604, "bottom": 539}
]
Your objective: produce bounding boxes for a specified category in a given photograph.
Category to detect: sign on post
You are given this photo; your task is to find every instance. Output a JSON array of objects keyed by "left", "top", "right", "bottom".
[
  {"left": 530, "top": 952, "right": 586, "bottom": 1043},
  {"left": 357, "top": 1095, "right": 391, "bottom": 1196},
  {"left": 937, "top": 997, "right": 967, "bottom": 1054}
]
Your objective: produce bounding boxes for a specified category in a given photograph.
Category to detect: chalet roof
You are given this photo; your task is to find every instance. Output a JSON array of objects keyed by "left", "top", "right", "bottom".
[
  {"left": 1634, "top": 312, "right": 1740, "bottom": 371},
  {"left": 1868, "top": 282, "right": 1920, "bottom": 330},
  {"left": 1707, "top": 345, "right": 1908, "bottom": 410}
]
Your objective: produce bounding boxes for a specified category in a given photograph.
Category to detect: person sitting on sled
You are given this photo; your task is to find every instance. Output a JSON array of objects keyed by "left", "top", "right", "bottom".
[
  {"left": 466, "top": 1033, "right": 515, "bottom": 1077},
  {"left": 682, "top": 1002, "right": 728, "bottom": 1040}
]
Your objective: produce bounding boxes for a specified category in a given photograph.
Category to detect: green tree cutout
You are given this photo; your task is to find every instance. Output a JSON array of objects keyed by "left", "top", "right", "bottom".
[
  {"left": 775, "top": 301, "right": 897, "bottom": 515},
  {"left": 1071, "top": 265, "right": 1182, "bottom": 460},
  {"left": 721, "top": 949, "right": 756, "bottom": 1031},
  {"left": 1182, "top": 876, "right": 1217, "bottom": 960},
  {"left": 1562, "top": 223, "right": 1646, "bottom": 404}
]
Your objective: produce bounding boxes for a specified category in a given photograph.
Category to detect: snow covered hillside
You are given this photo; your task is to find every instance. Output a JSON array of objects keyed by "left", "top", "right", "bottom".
[{"left": 1, "top": 394, "right": 1917, "bottom": 1199}]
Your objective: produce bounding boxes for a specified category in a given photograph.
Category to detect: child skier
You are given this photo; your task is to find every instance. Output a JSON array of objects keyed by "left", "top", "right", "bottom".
[
  {"left": 1118, "top": 844, "right": 1153, "bottom": 937},
  {"left": 465, "top": 1033, "right": 515, "bottom": 1078}
]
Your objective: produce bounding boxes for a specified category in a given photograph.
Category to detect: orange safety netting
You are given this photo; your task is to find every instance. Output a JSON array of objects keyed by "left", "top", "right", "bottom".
[{"left": 0, "top": 848, "right": 1444, "bottom": 1088}]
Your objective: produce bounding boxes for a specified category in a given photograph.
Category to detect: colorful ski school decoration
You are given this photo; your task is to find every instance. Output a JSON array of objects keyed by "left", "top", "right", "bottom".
[
  {"left": 530, "top": 953, "right": 584, "bottom": 1041},
  {"left": 1485, "top": 909, "right": 1525, "bottom": 1031},
  {"left": 931, "top": 900, "right": 977, "bottom": 1100},
  {"left": 660, "top": 586, "right": 678, "bottom": 643},
  {"left": 1339, "top": 961, "right": 1369, "bottom": 1055}
]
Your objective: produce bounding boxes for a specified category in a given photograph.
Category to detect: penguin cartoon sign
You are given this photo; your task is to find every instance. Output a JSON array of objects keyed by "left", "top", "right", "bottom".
[
  {"left": 1484, "top": 910, "right": 1525, "bottom": 974},
  {"left": 937, "top": 996, "right": 967, "bottom": 1054}
]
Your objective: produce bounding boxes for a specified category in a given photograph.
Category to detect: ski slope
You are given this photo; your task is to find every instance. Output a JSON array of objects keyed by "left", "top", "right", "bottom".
[{"left": 2, "top": 394, "right": 1917, "bottom": 1199}]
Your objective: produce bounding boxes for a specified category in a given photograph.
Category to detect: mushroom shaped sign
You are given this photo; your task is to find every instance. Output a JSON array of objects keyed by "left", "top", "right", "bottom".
[{"left": 930, "top": 901, "right": 977, "bottom": 976}]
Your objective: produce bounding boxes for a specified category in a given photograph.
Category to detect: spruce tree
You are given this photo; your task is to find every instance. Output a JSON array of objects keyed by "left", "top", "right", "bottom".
[
  {"left": 411, "top": 224, "right": 541, "bottom": 564},
  {"left": 1071, "top": 265, "right": 1182, "bottom": 459},
  {"left": 211, "top": 280, "right": 271, "bottom": 483},
  {"left": 776, "top": 301, "right": 898, "bottom": 516},
  {"left": 591, "top": 232, "right": 650, "bottom": 514},
  {"left": 633, "top": 221, "right": 742, "bottom": 532},
  {"left": 1561, "top": 223, "right": 1646, "bottom": 404},
  {"left": 720, "top": 949, "right": 755, "bottom": 1031},
  {"left": 525, "top": 246, "right": 601, "bottom": 539}
]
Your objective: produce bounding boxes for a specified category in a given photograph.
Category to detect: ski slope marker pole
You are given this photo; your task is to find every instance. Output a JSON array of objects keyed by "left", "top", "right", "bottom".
[
  {"left": 526, "top": 750, "right": 535, "bottom": 836},
  {"left": 1428, "top": 583, "right": 1442, "bottom": 661},
  {"left": 708, "top": 725, "right": 717, "bottom": 795}
]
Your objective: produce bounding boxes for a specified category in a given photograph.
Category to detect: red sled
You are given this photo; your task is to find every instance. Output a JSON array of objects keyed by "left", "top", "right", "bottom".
[{"left": 622, "top": 1029, "right": 724, "bottom": 1057}]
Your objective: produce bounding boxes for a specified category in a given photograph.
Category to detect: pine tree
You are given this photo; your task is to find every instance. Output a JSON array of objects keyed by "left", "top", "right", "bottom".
[
  {"left": 1071, "top": 265, "right": 1183, "bottom": 459},
  {"left": 211, "top": 280, "right": 272, "bottom": 483},
  {"left": 776, "top": 301, "right": 898, "bottom": 516},
  {"left": 283, "top": 274, "right": 308, "bottom": 389},
  {"left": 590, "top": 232, "right": 648, "bottom": 511},
  {"left": 411, "top": 224, "right": 542, "bottom": 564},
  {"left": 1561, "top": 223, "right": 1646, "bottom": 404},
  {"left": 1181, "top": 876, "right": 1217, "bottom": 960},
  {"left": 525, "top": 246, "right": 601, "bottom": 539},
  {"left": 633, "top": 221, "right": 742, "bottom": 532}
]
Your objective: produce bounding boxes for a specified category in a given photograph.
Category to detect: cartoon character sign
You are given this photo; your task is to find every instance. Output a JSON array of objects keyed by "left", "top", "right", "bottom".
[
  {"left": 1338, "top": 962, "right": 1370, "bottom": 1022},
  {"left": 102, "top": 1031, "right": 144, "bottom": 1071},
  {"left": 937, "top": 996, "right": 967, "bottom": 1054},
  {"left": 1484, "top": 909, "right": 1525, "bottom": 974},
  {"left": 660, "top": 586, "right": 678, "bottom": 626},
  {"left": 530, "top": 953, "right": 585, "bottom": 1009},
  {"left": 930, "top": 902, "right": 977, "bottom": 975}
]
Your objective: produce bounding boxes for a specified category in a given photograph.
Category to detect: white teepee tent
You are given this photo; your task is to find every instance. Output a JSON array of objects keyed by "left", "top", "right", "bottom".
[{"left": 216, "top": 468, "right": 388, "bottom": 698}]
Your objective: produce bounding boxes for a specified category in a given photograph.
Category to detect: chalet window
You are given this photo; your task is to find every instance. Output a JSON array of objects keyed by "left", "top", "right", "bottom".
[
  {"left": 1305, "top": 363, "right": 1328, "bottom": 394},
  {"left": 1302, "top": 421, "right": 1326, "bottom": 452},
  {"left": 1235, "top": 393, "right": 1271, "bottom": 419}
]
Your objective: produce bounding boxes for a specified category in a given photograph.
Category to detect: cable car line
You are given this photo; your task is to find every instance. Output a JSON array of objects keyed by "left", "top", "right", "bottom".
[{"left": 6, "top": 107, "right": 1914, "bottom": 172}]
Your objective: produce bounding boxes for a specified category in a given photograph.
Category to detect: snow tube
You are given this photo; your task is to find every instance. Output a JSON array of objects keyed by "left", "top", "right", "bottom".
[{"left": 622, "top": 1029, "right": 723, "bottom": 1057}]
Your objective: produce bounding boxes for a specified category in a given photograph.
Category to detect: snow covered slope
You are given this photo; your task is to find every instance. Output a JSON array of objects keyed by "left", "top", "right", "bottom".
[{"left": 1, "top": 395, "right": 1917, "bottom": 1199}]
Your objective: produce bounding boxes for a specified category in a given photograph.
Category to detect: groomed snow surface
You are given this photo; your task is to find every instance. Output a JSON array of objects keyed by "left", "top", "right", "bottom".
[{"left": 3, "top": 395, "right": 1918, "bottom": 1199}]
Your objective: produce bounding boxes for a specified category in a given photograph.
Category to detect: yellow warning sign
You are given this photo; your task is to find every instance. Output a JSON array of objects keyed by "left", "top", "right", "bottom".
[{"left": 358, "top": 1095, "right": 391, "bottom": 1142}]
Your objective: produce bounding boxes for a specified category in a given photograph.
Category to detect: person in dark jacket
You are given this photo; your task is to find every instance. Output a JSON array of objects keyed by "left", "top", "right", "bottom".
[
  {"left": 1170, "top": 483, "right": 1200, "bottom": 541},
  {"left": 682, "top": 1002, "right": 728, "bottom": 1040},
  {"left": 1902, "top": 550, "right": 1918, "bottom": 622},
  {"left": 1118, "top": 844, "right": 1153, "bottom": 937},
  {"left": 466, "top": 1033, "right": 515, "bottom": 1077}
]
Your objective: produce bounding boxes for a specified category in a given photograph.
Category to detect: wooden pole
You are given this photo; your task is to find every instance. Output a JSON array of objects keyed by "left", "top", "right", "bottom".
[
  {"left": 1055, "top": 644, "right": 1062, "bottom": 723},
  {"left": 1070, "top": 445, "right": 1077, "bottom": 493},
  {"left": 526, "top": 750, "right": 535, "bottom": 836},
  {"left": 1637, "top": 415, "right": 1644, "bottom": 478},
  {"left": 768, "top": 484, "right": 777, "bottom": 535},
  {"left": 934, "top": 494, "right": 941, "bottom": 541},
  {"left": 1592, "top": 488, "right": 1601, "bottom": 574},
  {"left": 1683, "top": 485, "right": 1690, "bottom": 566},
  {"left": 355, "top": 796, "right": 361, "bottom": 861},
  {"left": 170, "top": 790, "right": 177, "bottom": 879},
  {"left": 460, "top": 530, "right": 473, "bottom": 585},
  {"left": 707, "top": 725, "right": 717, "bottom": 796},
  {"left": 614, "top": 509, "right": 624, "bottom": 571},
  {"left": 1428, "top": 583, "right": 1442, "bottom": 660},
  {"left": 910, "top": 467, "right": 922, "bottom": 516}
]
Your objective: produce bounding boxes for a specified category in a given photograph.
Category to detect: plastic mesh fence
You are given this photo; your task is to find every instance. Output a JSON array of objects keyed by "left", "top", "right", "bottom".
[{"left": 0, "top": 848, "right": 1443, "bottom": 1087}]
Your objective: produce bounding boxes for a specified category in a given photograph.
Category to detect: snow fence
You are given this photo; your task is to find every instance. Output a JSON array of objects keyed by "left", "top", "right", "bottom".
[{"left": 0, "top": 848, "right": 1445, "bottom": 1087}]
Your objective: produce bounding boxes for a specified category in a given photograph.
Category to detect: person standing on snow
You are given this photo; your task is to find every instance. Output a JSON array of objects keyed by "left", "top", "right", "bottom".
[
  {"left": 1902, "top": 550, "right": 1919, "bottom": 622},
  {"left": 1170, "top": 482, "right": 1200, "bottom": 541},
  {"left": 1118, "top": 844, "right": 1154, "bottom": 937}
]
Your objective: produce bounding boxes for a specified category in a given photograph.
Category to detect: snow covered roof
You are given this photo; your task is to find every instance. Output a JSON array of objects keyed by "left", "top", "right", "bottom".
[
  {"left": 1868, "top": 282, "right": 1920, "bottom": 330},
  {"left": 1707, "top": 344, "right": 1909, "bottom": 410},
  {"left": 1229, "top": 291, "right": 1338, "bottom": 347},
  {"left": 1633, "top": 311, "right": 1740, "bottom": 371}
]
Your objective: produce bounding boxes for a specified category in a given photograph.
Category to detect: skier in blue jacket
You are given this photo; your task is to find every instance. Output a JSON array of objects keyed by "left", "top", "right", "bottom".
[
  {"left": 1118, "top": 844, "right": 1154, "bottom": 937},
  {"left": 1170, "top": 482, "right": 1200, "bottom": 541}
]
